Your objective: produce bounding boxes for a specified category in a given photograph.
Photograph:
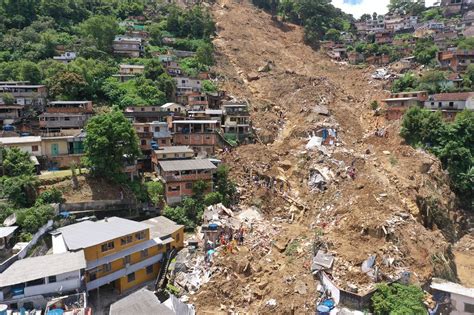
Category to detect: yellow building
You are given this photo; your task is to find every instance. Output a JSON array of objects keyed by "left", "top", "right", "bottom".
[{"left": 51, "top": 216, "right": 183, "bottom": 294}]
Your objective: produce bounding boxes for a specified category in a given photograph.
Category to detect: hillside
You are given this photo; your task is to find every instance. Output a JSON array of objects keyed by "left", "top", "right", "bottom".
[{"left": 190, "top": 1, "right": 468, "bottom": 313}]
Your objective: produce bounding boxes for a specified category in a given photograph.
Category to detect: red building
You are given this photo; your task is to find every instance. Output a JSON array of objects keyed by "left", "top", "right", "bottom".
[
  {"left": 383, "top": 91, "right": 428, "bottom": 120},
  {"left": 438, "top": 50, "right": 474, "bottom": 72},
  {"left": 158, "top": 159, "right": 216, "bottom": 204},
  {"left": 172, "top": 120, "right": 219, "bottom": 156}
]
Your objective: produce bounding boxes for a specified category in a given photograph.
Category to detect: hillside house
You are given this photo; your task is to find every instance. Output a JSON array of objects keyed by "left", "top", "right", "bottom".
[
  {"left": 375, "top": 31, "right": 393, "bottom": 44},
  {"left": 188, "top": 109, "right": 223, "bottom": 122},
  {"left": 434, "top": 31, "right": 458, "bottom": 50},
  {"left": 0, "top": 104, "right": 22, "bottom": 125},
  {"left": 51, "top": 217, "right": 183, "bottom": 294},
  {"left": 441, "top": 0, "right": 464, "bottom": 16},
  {"left": 133, "top": 121, "right": 172, "bottom": 153},
  {"left": 164, "top": 61, "right": 182, "bottom": 76},
  {"left": 438, "top": 50, "right": 474, "bottom": 72},
  {"left": 188, "top": 92, "right": 208, "bottom": 111},
  {"left": 151, "top": 146, "right": 194, "bottom": 172},
  {"left": 223, "top": 103, "right": 251, "bottom": 142},
  {"left": 0, "top": 251, "right": 86, "bottom": 308},
  {"left": 0, "top": 84, "right": 47, "bottom": 110},
  {"left": 124, "top": 106, "right": 169, "bottom": 123},
  {"left": 431, "top": 278, "right": 474, "bottom": 315},
  {"left": 348, "top": 52, "right": 365, "bottom": 65},
  {"left": 157, "top": 159, "right": 216, "bottom": 204},
  {"left": 39, "top": 101, "right": 93, "bottom": 132},
  {"left": 0, "top": 136, "right": 42, "bottom": 156},
  {"left": 0, "top": 226, "right": 18, "bottom": 250},
  {"left": 113, "top": 65, "right": 145, "bottom": 82},
  {"left": 41, "top": 131, "right": 85, "bottom": 169},
  {"left": 161, "top": 103, "right": 186, "bottom": 114},
  {"left": 424, "top": 92, "right": 474, "bottom": 120},
  {"left": 366, "top": 54, "right": 390, "bottom": 66},
  {"left": 383, "top": 91, "right": 428, "bottom": 120},
  {"left": 113, "top": 36, "right": 144, "bottom": 58},
  {"left": 53, "top": 52, "right": 77, "bottom": 63},
  {"left": 172, "top": 120, "right": 218, "bottom": 156},
  {"left": 174, "top": 77, "right": 202, "bottom": 103}
]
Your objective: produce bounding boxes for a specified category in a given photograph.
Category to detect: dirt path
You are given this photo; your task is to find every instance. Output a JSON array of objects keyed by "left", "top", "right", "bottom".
[{"left": 191, "top": 1, "right": 462, "bottom": 313}]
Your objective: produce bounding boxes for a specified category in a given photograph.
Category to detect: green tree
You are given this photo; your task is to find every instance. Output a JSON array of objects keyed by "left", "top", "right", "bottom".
[
  {"left": 146, "top": 181, "right": 164, "bottom": 206},
  {"left": 196, "top": 43, "right": 214, "bottom": 66},
  {"left": 19, "top": 61, "right": 42, "bottom": 84},
  {"left": 202, "top": 80, "right": 218, "bottom": 93},
  {"left": 391, "top": 72, "right": 419, "bottom": 93},
  {"left": 0, "top": 175, "right": 38, "bottom": 207},
  {"left": 192, "top": 180, "right": 209, "bottom": 202},
  {"left": 1, "top": 147, "right": 35, "bottom": 177},
  {"left": 204, "top": 191, "right": 223, "bottom": 206},
  {"left": 35, "top": 188, "right": 64, "bottom": 205},
  {"left": 144, "top": 59, "right": 165, "bottom": 81},
  {"left": 79, "top": 15, "right": 118, "bottom": 53},
  {"left": 215, "top": 165, "right": 237, "bottom": 207},
  {"left": 0, "top": 92, "right": 15, "bottom": 105},
  {"left": 84, "top": 110, "right": 140, "bottom": 178},
  {"left": 372, "top": 283, "right": 426, "bottom": 315},
  {"left": 325, "top": 28, "right": 341, "bottom": 42},
  {"left": 458, "top": 37, "right": 474, "bottom": 50},
  {"left": 49, "top": 71, "right": 87, "bottom": 100},
  {"left": 414, "top": 39, "right": 438, "bottom": 65}
]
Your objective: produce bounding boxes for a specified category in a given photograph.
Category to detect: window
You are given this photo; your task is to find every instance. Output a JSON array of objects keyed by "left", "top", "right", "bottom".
[
  {"left": 438, "top": 102, "right": 442, "bottom": 108},
  {"left": 144, "top": 127, "right": 149, "bottom": 132},
  {"left": 103, "top": 263, "right": 112, "bottom": 272},
  {"left": 465, "top": 303, "right": 474, "bottom": 313},
  {"left": 135, "top": 231, "right": 146, "bottom": 240},
  {"left": 64, "top": 117, "right": 70, "bottom": 121},
  {"left": 141, "top": 139, "right": 147, "bottom": 145},
  {"left": 141, "top": 249, "right": 148, "bottom": 258},
  {"left": 185, "top": 182, "right": 193, "bottom": 189},
  {"left": 127, "top": 272, "right": 135, "bottom": 283},
  {"left": 48, "top": 276, "right": 57, "bottom": 283},
  {"left": 121, "top": 235, "right": 133, "bottom": 245},
  {"left": 146, "top": 265, "right": 154, "bottom": 274},
  {"left": 32, "top": 145, "right": 38, "bottom": 152},
  {"left": 168, "top": 185, "right": 180, "bottom": 192},
  {"left": 161, "top": 139, "right": 167, "bottom": 144},
  {"left": 101, "top": 241, "right": 114, "bottom": 252},
  {"left": 89, "top": 272, "right": 97, "bottom": 281},
  {"left": 26, "top": 278, "right": 45, "bottom": 286},
  {"left": 123, "top": 255, "right": 131, "bottom": 265},
  {"left": 175, "top": 153, "right": 179, "bottom": 158},
  {"left": 431, "top": 102, "right": 435, "bottom": 106},
  {"left": 162, "top": 154, "right": 167, "bottom": 158},
  {"left": 155, "top": 127, "right": 160, "bottom": 132},
  {"left": 449, "top": 102, "right": 454, "bottom": 107}
]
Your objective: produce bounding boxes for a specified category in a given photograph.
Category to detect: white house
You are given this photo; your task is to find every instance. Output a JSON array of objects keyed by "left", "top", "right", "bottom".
[
  {"left": 431, "top": 278, "right": 474, "bottom": 315},
  {"left": 0, "top": 136, "right": 42, "bottom": 156},
  {"left": 0, "top": 251, "right": 86, "bottom": 306},
  {"left": 174, "top": 77, "right": 202, "bottom": 94},
  {"left": 53, "top": 52, "right": 77, "bottom": 63},
  {"left": 161, "top": 102, "right": 186, "bottom": 113},
  {"left": 424, "top": 92, "right": 474, "bottom": 119}
]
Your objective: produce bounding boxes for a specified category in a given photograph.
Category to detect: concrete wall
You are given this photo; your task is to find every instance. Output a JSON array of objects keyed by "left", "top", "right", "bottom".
[
  {"left": 60, "top": 200, "right": 137, "bottom": 213},
  {"left": 451, "top": 293, "right": 474, "bottom": 315}
]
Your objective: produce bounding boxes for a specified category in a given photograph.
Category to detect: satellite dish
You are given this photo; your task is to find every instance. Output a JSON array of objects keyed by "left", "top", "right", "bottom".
[{"left": 3, "top": 213, "right": 16, "bottom": 227}]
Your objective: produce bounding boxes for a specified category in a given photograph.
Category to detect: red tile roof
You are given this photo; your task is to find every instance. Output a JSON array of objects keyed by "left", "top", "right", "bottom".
[{"left": 432, "top": 92, "right": 474, "bottom": 102}]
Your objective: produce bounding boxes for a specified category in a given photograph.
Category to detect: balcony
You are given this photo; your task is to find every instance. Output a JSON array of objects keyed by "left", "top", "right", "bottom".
[
  {"left": 86, "top": 254, "right": 162, "bottom": 291},
  {"left": 162, "top": 173, "right": 212, "bottom": 182}
]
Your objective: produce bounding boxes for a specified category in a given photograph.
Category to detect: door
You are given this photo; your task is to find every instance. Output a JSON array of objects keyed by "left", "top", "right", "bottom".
[{"left": 51, "top": 143, "right": 59, "bottom": 156}]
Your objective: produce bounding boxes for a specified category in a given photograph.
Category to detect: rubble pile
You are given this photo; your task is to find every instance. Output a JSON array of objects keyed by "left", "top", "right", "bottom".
[{"left": 190, "top": 0, "right": 464, "bottom": 312}]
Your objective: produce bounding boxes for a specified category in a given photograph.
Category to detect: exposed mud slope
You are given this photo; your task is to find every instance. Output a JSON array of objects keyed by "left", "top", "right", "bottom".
[{"left": 192, "top": 1, "right": 461, "bottom": 313}]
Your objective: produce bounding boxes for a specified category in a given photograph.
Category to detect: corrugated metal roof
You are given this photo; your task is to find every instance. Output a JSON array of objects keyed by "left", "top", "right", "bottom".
[
  {"left": 0, "top": 136, "right": 41, "bottom": 144},
  {"left": 432, "top": 92, "right": 474, "bottom": 102},
  {"left": 431, "top": 278, "right": 474, "bottom": 298},
  {"left": 56, "top": 217, "right": 151, "bottom": 250},
  {"left": 159, "top": 159, "right": 217, "bottom": 172},
  {"left": 142, "top": 216, "right": 183, "bottom": 239},
  {"left": 109, "top": 289, "right": 174, "bottom": 315},
  {"left": 0, "top": 251, "right": 86, "bottom": 287},
  {"left": 154, "top": 146, "right": 194, "bottom": 154},
  {"left": 0, "top": 226, "right": 18, "bottom": 238},
  {"left": 172, "top": 120, "right": 218, "bottom": 124}
]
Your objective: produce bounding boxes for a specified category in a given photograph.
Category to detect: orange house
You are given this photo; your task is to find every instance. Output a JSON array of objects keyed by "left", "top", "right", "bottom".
[{"left": 51, "top": 217, "right": 184, "bottom": 294}]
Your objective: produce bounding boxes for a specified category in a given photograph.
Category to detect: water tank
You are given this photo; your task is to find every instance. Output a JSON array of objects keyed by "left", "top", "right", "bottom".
[{"left": 0, "top": 304, "right": 8, "bottom": 315}]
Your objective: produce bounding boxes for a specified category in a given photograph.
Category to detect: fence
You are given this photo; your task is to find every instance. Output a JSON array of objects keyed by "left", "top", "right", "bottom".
[{"left": 0, "top": 220, "right": 54, "bottom": 273}]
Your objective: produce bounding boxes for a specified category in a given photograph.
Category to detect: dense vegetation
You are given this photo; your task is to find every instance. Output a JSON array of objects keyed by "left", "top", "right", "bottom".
[
  {"left": 371, "top": 283, "right": 426, "bottom": 314},
  {"left": 401, "top": 108, "right": 473, "bottom": 210},
  {"left": 0, "top": 1, "right": 215, "bottom": 106},
  {"left": 0, "top": 148, "right": 57, "bottom": 241},
  {"left": 392, "top": 66, "right": 474, "bottom": 94},
  {"left": 251, "top": 0, "right": 353, "bottom": 47}
]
